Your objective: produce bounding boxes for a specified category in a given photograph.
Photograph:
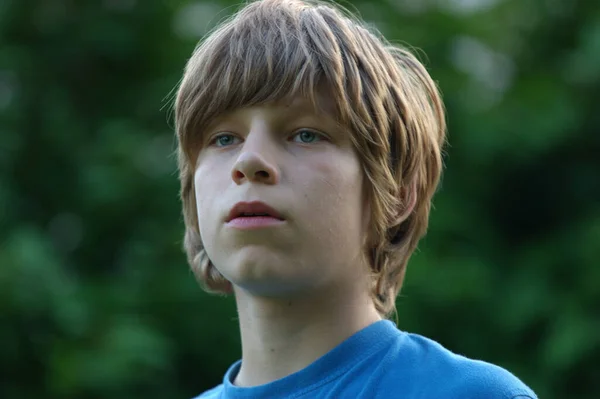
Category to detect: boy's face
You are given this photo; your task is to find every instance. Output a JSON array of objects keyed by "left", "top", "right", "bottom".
[{"left": 194, "top": 96, "right": 370, "bottom": 297}]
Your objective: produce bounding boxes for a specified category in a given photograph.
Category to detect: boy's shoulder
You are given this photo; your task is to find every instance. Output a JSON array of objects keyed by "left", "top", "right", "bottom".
[{"left": 379, "top": 330, "right": 537, "bottom": 399}]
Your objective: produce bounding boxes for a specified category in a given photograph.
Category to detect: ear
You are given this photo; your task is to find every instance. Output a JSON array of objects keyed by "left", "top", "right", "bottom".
[{"left": 395, "top": 179, "right": 417, "bottom": 225}]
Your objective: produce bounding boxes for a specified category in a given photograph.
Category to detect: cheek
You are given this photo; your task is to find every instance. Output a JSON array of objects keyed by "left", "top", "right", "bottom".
[
  {"left": 193, "top": 166, "right": 220, "bottom": 238},
  {"left": 314, "top": 154, "right": 362, "bottom": 198},
  {"left": 309, "top": 155, "right": 365, "bottom": 228},
  {"left": 193, "top": 183, "right": 207, "bottom": 240}
]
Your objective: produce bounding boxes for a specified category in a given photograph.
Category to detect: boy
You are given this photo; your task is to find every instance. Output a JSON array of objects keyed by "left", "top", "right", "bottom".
[{"left": 174, "top": 0, "right": 537, "bottom": 397}]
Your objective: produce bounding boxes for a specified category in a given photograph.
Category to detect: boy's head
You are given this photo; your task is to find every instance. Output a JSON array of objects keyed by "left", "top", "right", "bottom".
[{"left": 175, "top": 0, "right": 446, "bottom": 317}]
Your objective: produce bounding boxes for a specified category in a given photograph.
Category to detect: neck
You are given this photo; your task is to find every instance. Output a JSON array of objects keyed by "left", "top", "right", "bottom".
[{"left": 232, "top": 283, "right": 382, "bottom": 387}]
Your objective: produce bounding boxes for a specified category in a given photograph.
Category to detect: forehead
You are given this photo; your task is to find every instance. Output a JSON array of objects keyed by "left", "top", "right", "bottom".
[
  {"left": 274, "top": 92, "right": 337, "bottom": 117},
  {"left": 213, "top": 91, "right": 340, "bottom": 126}
]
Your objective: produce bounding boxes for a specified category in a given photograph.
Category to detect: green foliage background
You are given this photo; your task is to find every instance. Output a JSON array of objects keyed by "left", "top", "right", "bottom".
[{"left": 1, "top": 0, "right": 599, "bottom": 398}]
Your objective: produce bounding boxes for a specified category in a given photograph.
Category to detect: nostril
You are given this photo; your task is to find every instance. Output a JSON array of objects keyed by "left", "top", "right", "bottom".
[
  {"left": 231, "top": 155, "right": 278, "bottom": 184},
  {"left": 233, "top": 170, "right": 245, "bottom": 180}
]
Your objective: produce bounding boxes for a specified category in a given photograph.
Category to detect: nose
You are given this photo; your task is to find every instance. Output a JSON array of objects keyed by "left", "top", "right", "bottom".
[{"left": 231, "top": 138, "right": 279, "bottom": 185}]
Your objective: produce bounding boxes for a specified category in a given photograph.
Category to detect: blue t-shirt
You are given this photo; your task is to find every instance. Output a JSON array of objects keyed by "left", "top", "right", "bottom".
[{"left": 194, "top": 320, "right": 537, "bottom": 399}]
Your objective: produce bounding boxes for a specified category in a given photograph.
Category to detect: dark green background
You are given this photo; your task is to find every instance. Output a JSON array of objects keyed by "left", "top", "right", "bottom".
[{"left": 1, "top": 0, "right": 598, "bottom": 398}]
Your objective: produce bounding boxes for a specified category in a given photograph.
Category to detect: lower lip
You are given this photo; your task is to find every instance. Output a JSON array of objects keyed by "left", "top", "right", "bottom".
[{"left": 226, "top": 216, "right": 285, "bottom": 230}]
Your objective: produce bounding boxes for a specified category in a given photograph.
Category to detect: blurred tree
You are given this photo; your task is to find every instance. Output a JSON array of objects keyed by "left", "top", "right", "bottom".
[{"left": 0, "top": 0, "right": 598, "bottom": 398}]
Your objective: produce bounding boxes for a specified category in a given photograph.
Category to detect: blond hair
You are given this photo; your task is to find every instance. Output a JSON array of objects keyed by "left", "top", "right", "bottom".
[{"left": 174, "top": 0, "right": 446, "bottom": 317}]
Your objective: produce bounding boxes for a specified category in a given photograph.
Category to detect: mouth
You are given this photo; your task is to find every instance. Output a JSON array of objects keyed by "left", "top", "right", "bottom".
[{"left": 226, "top": 201, "right": 285, "bottom": 223}]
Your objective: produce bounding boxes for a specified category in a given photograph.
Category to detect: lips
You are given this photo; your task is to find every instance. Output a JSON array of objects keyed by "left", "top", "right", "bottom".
[{"left": 226, "top": 201, "right": 284, "bottom": 222}]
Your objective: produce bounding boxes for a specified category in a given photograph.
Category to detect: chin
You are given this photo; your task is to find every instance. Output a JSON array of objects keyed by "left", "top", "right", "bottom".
[
  {"left": 219, "top": 257, "right": 312, "bottom": 298},
  {"left": 218, "top": 248, "right": 282, "bottom": 279}
]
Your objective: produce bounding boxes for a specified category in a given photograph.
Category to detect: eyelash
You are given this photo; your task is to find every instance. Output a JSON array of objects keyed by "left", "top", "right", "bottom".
[{"left": 208, "top": 129, "right": 327, "bottom": 147}]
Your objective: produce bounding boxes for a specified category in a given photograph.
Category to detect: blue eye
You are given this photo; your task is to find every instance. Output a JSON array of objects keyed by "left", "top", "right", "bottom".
[
  {"left": 292, "top": 129, "right": 324, "bottom": 143},
  {"left": 212, "top": 134, "right": 240, "bottom": 147}
]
